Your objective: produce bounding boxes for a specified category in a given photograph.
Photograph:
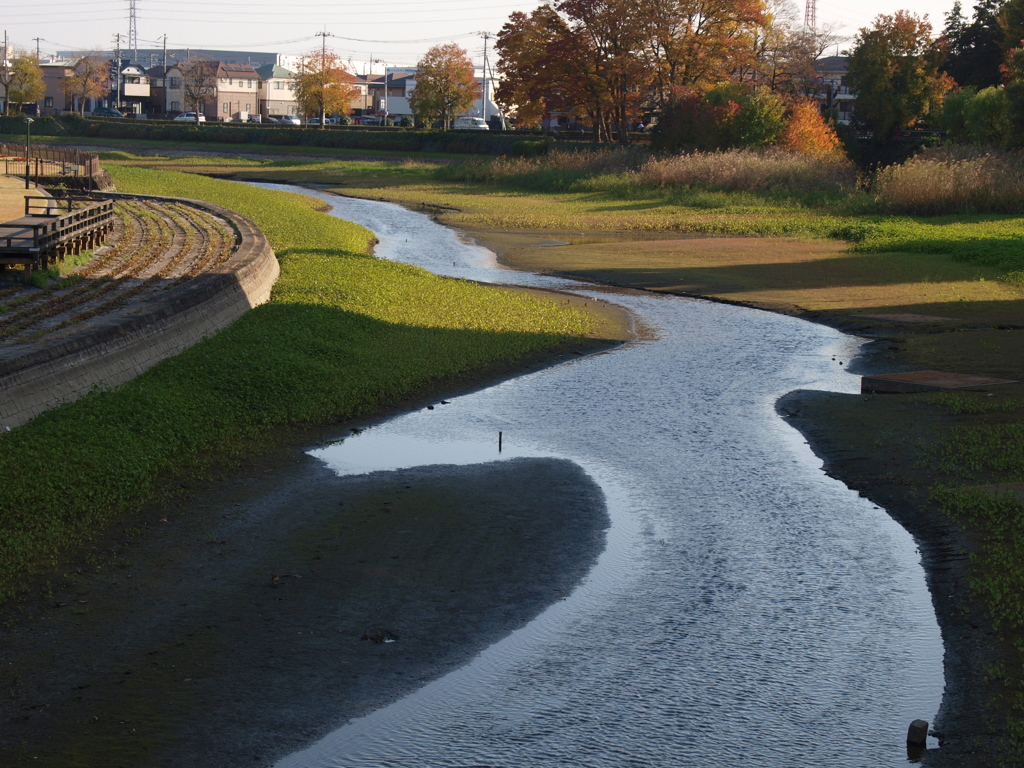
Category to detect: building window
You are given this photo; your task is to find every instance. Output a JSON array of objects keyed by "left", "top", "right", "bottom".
[
  {"left": 274, "top": 81, "right": 282, "bottom": 90},
  {"left": 171, "top": 101, "right": 180, "bottom": 111},
  {"left": 245, "top": 103, "right": 251, "bottom": 112},
  {"left": 223, "top": 103, "right": 230, "bottom": 113},
  {"left": 247, "top": 79, "right": 253, "bottom": 88},
  {"left": 44, "top": 97, "right": 53, "bottom": 107},
  {"left": 169, "top": 77, "right": 181, "bottom": 88}
]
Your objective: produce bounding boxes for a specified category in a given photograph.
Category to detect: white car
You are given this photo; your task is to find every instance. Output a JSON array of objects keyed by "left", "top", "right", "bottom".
[
  {"left": 276, "top": 115, "right": 302, "bottom": 125},
  {"left": 454, "top": 116, "right": 489, "bottom": 131},
  {"left": 173, "top": 112, "right": 206, "bottom": 122}
]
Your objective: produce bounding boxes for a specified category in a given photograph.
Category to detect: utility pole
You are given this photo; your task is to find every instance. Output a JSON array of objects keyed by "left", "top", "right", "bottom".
[
  {"left": 373, "top": 57, "right": 388, "bottom": 128},
  {"left": 479, "top": 32, "right": 491, "bottom": 127},
  {"left": 1, "top": 31, "right": 6, "bottom": 117},
  {"left": 113, "top": 33, "right": 122, "bottom": 109},
  {"left": 162, "top": 34, "right": 167, "bottom": 71},
  {"left": 314, "top": 30, "right": 333, "bottom": 126}
]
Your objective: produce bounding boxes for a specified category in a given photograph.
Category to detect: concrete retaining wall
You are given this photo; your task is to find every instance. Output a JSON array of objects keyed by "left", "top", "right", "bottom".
[{"left": 0, "top": 194, "right": 279, "bottom": 429}]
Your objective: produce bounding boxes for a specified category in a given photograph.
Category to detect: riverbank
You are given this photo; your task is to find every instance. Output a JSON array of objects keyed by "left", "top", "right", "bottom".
[
  {"left": 27, "top": 145, "right": 1024, "bottom": 762},
  {"left": 472, "top": 227, "right": 1023, "bottom": 767},
  {"left": 0, "top": 448, "right": 610, "bottom": 767}
]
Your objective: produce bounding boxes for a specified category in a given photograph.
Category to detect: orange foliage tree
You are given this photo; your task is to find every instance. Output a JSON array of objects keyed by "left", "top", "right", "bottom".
[{"left": 780, "top": 99, "right": 843, "bottom": 158}]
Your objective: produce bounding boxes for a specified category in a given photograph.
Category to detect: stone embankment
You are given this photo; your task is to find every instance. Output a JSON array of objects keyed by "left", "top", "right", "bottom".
[{"left": 0, "top": 193, "right": 278, "bottom": 428}]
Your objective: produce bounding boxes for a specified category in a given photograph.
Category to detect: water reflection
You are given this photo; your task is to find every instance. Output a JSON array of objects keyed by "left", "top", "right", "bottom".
[{"left": 252, "top": 184, "right": 943, "bottom": 768}]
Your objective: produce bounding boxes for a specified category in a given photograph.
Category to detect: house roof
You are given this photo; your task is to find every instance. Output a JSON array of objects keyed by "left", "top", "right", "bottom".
[
  {"left": 217, "top": 63, "right": 259, "bottom": 78},
  {"left": 254, "top": 63, "right": 296, "bottom": 80},
  {"left": 814, "top": 56, "right": 849, "bottom": 74}
]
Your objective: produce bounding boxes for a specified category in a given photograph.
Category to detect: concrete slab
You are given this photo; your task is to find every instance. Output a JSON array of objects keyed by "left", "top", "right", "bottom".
[
  {"left": 0, "top": 174, "right": 45, "bottom": 224},
  {"left": 862, "top": 370, "right": 1018, "bottom": 394},
  {"left": 855, "top": 313, "right": 958, "bottom": 323}
]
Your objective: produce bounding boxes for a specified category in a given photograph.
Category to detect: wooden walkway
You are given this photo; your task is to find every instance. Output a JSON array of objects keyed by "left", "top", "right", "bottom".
[{"left": 0, "top": 194, "right": 115, "bottom": 280}]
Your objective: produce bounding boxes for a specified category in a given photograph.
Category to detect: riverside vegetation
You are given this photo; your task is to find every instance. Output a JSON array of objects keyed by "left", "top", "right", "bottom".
[
  {"left": 0, "top": 166, "right": 607, "bottom": 603},
  {"left": 97, "top": 141, "right": 1024, "bottom": 756}
]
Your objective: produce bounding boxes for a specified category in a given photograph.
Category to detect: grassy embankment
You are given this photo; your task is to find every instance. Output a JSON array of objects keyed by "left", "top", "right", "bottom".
[
  {"left": 102, "top": 146, "right": 1024, "bottom": 755},
  {"left": 0, "top": 165, "right": 618, "bottom": 602}
]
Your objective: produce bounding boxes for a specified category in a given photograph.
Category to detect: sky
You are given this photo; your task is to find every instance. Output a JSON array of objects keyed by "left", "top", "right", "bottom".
[{"left": 2, "top": 0, "right": 958, "bottom": 72}]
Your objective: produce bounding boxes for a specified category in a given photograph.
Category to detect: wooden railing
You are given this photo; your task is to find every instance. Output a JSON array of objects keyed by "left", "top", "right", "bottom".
[{"left": 1, "top": 197, "right": 115, "bottom": 278}]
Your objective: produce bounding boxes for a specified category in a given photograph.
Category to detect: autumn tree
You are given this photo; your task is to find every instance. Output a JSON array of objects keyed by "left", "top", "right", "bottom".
[
  {"left": 495, "top": 6, "right": 569, "bottom": 128},
  {"left": 781, "top": 99, "right": 843, "bottom": 157},
  {"left": 643, "top": 0, "right": 767, "bottom": 99},
  {"left": 847, "top": 12, "right": 953, "bottom": 142},
  {"left": 179, "top": 60, "right": 217, "bottom": 123},
  {"left": 295, "top": 50, "right": 359, "bottom": 126},
  {"left": 408, "top": 43, "right": 478, "bottom": 129},
  {"left": 62, "top": 54, "right": 110, "bottom": 114},
  {"left": 0, "top": 49, "right": 44, "bottom": 115}
]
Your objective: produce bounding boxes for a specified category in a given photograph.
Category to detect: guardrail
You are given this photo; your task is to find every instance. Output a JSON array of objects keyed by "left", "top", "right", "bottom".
[{"left": 0, "top": 144, "right": 101, "bottom": 180}]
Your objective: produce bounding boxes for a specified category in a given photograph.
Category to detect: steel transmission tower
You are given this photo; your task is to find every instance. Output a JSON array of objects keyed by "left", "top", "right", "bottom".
[
  {"left": 128, "top": 0, "right": 139, "bottom": 63},
  {"left": 803, "top": 0, "right": 816, "bottom": 31}
]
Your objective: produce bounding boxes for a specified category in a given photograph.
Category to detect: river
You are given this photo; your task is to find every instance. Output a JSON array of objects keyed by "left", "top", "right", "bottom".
[{"left": 256, "top": 185, "right": 943, "bottom": 768}]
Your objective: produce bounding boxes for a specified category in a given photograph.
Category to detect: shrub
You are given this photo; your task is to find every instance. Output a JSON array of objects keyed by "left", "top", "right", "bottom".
[
  {"left": 639, "top": 147, "right": 857, "bottom": 195},
  {"left": 872, "top": 144, "right": 1024, "bottom": 214},
  {"left": 781, "top": 100, "right": 844, "bottom": 159}
]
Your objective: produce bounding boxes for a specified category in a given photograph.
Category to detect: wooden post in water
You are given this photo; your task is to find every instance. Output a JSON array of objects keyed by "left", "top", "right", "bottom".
[{"left": 498, "top": 431, "right": 502, "bottom": 453}]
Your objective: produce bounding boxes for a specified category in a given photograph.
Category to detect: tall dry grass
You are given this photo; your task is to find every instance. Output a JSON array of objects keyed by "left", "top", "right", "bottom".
[
  {"left": 639, "top": 147, "right": 858, "bottom": 196},
  {"left": 872, "top": 146, "right": 1024, "bottom": 215},
  {"left": 442, "top": 147, "right": 648, "bottom": 189}
]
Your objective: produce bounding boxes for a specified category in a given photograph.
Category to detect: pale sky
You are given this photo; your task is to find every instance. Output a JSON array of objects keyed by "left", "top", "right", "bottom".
[{"left": 2, "top": 0, "right": 957, "bottom": 71}]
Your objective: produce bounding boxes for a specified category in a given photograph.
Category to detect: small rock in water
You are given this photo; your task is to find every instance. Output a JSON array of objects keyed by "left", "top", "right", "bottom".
[{"left": 907, "top": 719, "right": 929, "bottom": 746}]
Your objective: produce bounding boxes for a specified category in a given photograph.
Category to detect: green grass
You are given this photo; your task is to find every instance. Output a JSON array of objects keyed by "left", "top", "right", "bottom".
[
  {"left": 0, "top": 166, "right": 596, "bottom": 600},
  {"left": 98, "top": 150, "right": 1024, "bottom": 281}
]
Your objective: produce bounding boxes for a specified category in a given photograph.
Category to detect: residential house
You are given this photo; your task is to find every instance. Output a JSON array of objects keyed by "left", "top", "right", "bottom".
[
  {"left": 164, "top": 64, "right": 186, "bottom": 115},
  {"left": 146, "top": 66, "right": 167, "bottom": 118},
  {"left": 255, "top": 63, "right": 298, "bottom": 120},
  {"left": 164, "top": 61, "right": 259, "bottom": 120},
  {"left": 812, "top": 56, "right": 855, "bottom": 125},
  {"left": 116, "top": 64, "right": 150, "bottom": 115},
  {"left": 385, "top": 67, "right": 502, "bottom": 127},
  {"left": 39, "top": 59, "right": 104, "bottom": 115},
  {"left": 215, "top": 63, "right": 259, "bottom": 121}
]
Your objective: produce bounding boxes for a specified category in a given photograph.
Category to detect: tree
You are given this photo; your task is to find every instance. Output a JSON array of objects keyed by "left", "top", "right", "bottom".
[
  {"left": 495, "top": 6, "right": 568, "bottom": 128},
  {"left": 557, "top": 0, "right": 653, "bottom": 143},
  {"left": 942, "top": 0, "right": 1005, "bottom": 88},
  {"left": 643, "top": 0, "right": 767, "bottom": 98},
  {"left": 781, "top": 98, "right": 843, "bottom": 158},
  {"left": 295, "top": 50, "right": 359, "bottom": 127},
  {"left": 847, "top": 12, "right": 953, "bottom": 142},
  {"left": 0, "top": 49, "right": 44, "bottom": 115},
  {"left": 179, "top": 60, "right": 217, "bottom": 124},
  {"left": 408, "top": 44, "right": 478, "bottom": 129},
  {"left": 62, "top": 54, "right": 110, "bottom": 114}
]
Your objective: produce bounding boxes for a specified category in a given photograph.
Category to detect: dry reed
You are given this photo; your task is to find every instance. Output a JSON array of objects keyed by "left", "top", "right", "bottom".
[
  {"left": 872, "top": 145, "right": 1024, "bottom": 215},
  {"left": 639, "top": 147, "right": 857, "bottom": 196}
]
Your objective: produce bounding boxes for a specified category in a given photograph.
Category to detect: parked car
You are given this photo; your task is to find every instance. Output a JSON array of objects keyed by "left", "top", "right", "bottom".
[
  {"left": 276, "top": 115, "right": 302, "bottom": 125},
  {"left": 306, "top": 116, "right": 340, "bottom": 125},
  {"left": 90, "top": 106, "right": 125, "bottom": 118},
  {"left": 173, "top": 112, "right": 206, "bottom": 122},
  {"left": 453, "top": 116, "right": 488, "bottom": 131}
]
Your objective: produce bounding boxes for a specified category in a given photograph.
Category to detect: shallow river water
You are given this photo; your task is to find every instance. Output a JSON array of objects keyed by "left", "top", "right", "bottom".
[{"left": 258, "top": 185, "right": 944, "bottom": 767}]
